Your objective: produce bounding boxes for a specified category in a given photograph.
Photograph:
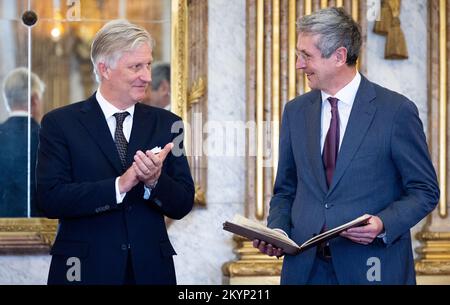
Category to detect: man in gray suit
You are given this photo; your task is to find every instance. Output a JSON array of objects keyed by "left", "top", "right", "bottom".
[{"left": 254, "top": 7, "right": 439, "bottom": 284}]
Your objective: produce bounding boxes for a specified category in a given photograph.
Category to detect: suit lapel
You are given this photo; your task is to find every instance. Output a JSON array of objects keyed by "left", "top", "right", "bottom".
[
  {"left": 78, "top": 95, "right": 123, "bottom": 175},
  {"left": 328, "top": 76, "right": 377, "bottom": 194},
  {"left": 304, "top": 91, "right": 328, "bottom": 194},
  {"left": 127, "top": 103, "right": 156, "bottom": 162}
]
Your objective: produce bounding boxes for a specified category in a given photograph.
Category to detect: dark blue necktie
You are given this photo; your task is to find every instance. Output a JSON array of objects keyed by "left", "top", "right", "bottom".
[{"left": 114, "top": 112, "right": 129, "bottom": 171}]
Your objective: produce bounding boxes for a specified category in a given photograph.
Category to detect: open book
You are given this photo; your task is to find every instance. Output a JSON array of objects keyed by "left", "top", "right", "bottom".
[{"left": 223, "top": 214, "right": 371, "bottom": 255}]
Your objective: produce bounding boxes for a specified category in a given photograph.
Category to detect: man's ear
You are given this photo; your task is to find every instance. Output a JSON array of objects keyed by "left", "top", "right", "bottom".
[
  {"left": 160, "top": 79, "right": 170, "bottom": 96},
  {"left": 30, "top": 93, "right": 38, "bottom": 107},
  {"left": 98, "top": 62, "right": 110, "bottom": 80},
  {"left": 334, "top": 47, "right": 348, "bottom": 67}
]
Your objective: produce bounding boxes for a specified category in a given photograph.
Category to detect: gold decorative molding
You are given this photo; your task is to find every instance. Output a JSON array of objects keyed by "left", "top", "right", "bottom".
[
  {"left": 374, "top": 0, "right": 391, "bottom": 34},
  {"left": 351, "top": 0, "right": 359, "bottom": 21},
  {"left": 438, "top": 0, "right": 447, "bottom": 218},
  {"left": 186, "top": 0, "right": 208, "bottom": 209},
  {"left": 194, "top": 184, "right": 206, "bottom": 207},
  {"left": 416, "top": 261, "right": 450, "bottom": 275},
  {"left": 303, "top": 0, "right": 312, "bottom": 93},
  {"left": 373, "top": 0, "right": 408, "bottom": 59},
  {"left": 272, "top": 0, "right": 280, "bottom": 181},
  {"left": 187, "top": 77, "right": 206, "bottom": 107},
  {"left": 0, "top": 218, "right": 57, "bottom": 254},
  {"left": 417, "top": 232, "right": 450, "bottom": 240},
  {"left": 415, "top": 231, "right": 450, "bottom": 274},
  {"left": 256, "top": 0, "right": 265, "bottom": 221},
  {"left": 222, "top": 237, "right": 282, "bottom": 277},
  {"left": 414, "top": 0, "right": 450, "bottom": 280},
  {"left": 223, "top": 260, "right": 283, "bottom": 277},
  {"left": 171, "top": 0, "right": 188, "bottom": 124},
  {"left": 288, "top": 0, "right": 296, "bottom": 100}
]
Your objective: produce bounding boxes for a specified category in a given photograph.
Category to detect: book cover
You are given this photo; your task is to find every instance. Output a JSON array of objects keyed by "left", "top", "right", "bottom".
[{"left": 223, "top": 214, "right": 371, "bottom": 255}]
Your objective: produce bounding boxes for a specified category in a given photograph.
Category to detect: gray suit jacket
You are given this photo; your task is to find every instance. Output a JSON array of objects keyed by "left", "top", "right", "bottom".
[{"left": 268, "top": 76, "right": 439, "bottom": 284}]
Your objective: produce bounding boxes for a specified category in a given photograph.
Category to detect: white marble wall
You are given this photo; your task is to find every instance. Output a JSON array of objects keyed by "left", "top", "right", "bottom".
[
  {"left": 168, "top": 0, "right": 247, "bottom": 285},
  {"left": 0, "top": 255, "right": 50, "bottom": 285},
  {"left": 366, "top": 0, "right": 428, "bottom": 127},
  {"left": 365, "top": 0, "right": 428, "bottom": 254}
]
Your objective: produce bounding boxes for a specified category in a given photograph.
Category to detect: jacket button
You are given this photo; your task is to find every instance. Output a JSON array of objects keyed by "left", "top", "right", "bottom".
[
  {"left": 325, "top": 203, "right": 329, "bottom": 209},
  {"left": 121, "top": 244, "right": 128, "bottom": 251}
]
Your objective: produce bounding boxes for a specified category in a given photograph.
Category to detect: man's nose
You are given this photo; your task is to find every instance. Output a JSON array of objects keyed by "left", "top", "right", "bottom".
[
  {"left": 141, "top": 67, "right": 151, "bottom": 83},
  {"left": 296, "top": 56, "right": 306, "bottom": 70}
]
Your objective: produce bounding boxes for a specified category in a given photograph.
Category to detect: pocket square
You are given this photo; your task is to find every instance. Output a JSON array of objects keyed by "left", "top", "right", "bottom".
[{"left": 150, "top": 146, "right": 162, "bottom": 154}]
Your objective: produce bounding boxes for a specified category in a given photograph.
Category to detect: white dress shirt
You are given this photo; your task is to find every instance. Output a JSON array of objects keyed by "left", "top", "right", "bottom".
[
  {"left": 320, "top": 72, "right": 361, "bottom": 153},
  {"left": 96, "top": 90, "right": 135, "bottom": 204}
]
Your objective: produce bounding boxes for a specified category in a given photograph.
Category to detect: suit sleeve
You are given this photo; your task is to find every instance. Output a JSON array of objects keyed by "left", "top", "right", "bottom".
[
  {"left": 267, "top": 106, "right": 297, "bottom": 234},
  {"left": 36, "top": 113, "right": 117, "bottom": 219},
  {"left": 377, "top": 100, "right": 439, "bottom": 244},
  {"left": 148, "top": 119, "right": 194, "bottom": 220}
]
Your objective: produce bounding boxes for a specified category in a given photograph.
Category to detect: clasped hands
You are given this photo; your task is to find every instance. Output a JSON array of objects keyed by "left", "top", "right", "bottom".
[{"left": 118, "top": 143, "right": 174, "bottom": 193}]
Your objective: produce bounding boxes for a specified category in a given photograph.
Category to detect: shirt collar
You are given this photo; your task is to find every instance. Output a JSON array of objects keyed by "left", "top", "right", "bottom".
[
  {"left": 8, "top": 110, "right": 29, "bottom": 117},
  {"left": 95, "top": 89, "right": 135, "bottom": 120},
  {"left": 321, "top": 71, "right": 361, "bottom": 106}
]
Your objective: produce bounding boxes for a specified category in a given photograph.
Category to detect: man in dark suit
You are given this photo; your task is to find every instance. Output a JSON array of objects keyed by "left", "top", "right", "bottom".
[
  {"left": 254, "top": 7, "right": 439, "bottom": 284},
  {"left": 0, "top": 67, "right": 45, "bottom": 217},
  {"left": 36, "top": 20, "right": 194, "bottom": 285}
]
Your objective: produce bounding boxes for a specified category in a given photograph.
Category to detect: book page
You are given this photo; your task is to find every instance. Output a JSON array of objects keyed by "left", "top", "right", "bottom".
[
  {"left": 299, "top": 214, "right": 371, "bottom": 249},
  {"left": 231, "top": 215, "right": 298, "bottom": 248}
]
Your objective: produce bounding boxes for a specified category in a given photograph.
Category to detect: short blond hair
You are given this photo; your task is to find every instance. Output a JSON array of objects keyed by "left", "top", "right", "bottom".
[
  {"left": 91, "top": 19, "right": 155, "bottom": 82},
  {"left": 2, "top": 67, "right": 45, "bottom": 111}
]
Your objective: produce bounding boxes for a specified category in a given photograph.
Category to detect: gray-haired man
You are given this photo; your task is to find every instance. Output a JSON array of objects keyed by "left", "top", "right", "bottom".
[
  {"left": 0, "top": 67, "right": 45, "bottom": 217},
  {"left": 142, "top": 62, "right": 171, "bottom": 110},
  {"left": 36, "top": 20, "right": 194, "bottom": 285},
  {"left": 254, "top": 7, "right": 439, "bottom": 285}
]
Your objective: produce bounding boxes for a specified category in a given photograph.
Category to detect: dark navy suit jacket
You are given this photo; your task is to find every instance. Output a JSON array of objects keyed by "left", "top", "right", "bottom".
[
  {"left": 0, "top": 116, "right": 40, "bottom": 217},
  {"left": 268, "top": 76, "right": 439, "bottom": 284},
  {"left": 36, "top": 94, "right": 194, "bottom": 284}
]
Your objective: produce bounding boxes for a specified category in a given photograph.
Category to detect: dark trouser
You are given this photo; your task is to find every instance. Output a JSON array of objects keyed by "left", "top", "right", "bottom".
[{"left": 306, "top": 245, "right": 339, "bottom": 285}]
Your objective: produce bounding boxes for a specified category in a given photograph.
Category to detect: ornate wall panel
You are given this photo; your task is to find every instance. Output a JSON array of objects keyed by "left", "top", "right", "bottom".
[{"left": 415, "top": 0, "right": 450, "bottom": 281}]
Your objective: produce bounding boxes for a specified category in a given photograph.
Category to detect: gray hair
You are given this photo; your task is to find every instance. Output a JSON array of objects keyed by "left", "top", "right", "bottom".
[
  {"left": 297, "top": 7, "right": 361, "bottom": 66},
  {"left": 150, "top": 63, "right": 170, "bottom": 90},
  {"left": 91, "top": 19, "right": 155, "bottom": 82},
  {"left": 2, "top": 67, "right": 45, "bottom": 111}
]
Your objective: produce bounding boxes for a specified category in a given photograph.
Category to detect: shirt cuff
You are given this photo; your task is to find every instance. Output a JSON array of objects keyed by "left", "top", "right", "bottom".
[
  {"left": 143, "top": 180, "right": 158, "bottom": 200},
  {"left": 115, "top": 177, "right": 127, "bottom": 204},
  {"left": 377, "top": 231, "right": 387, "bottom": 243},
  {"left": 143, "top": 185, "right": 152, "bottom": 200}
]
